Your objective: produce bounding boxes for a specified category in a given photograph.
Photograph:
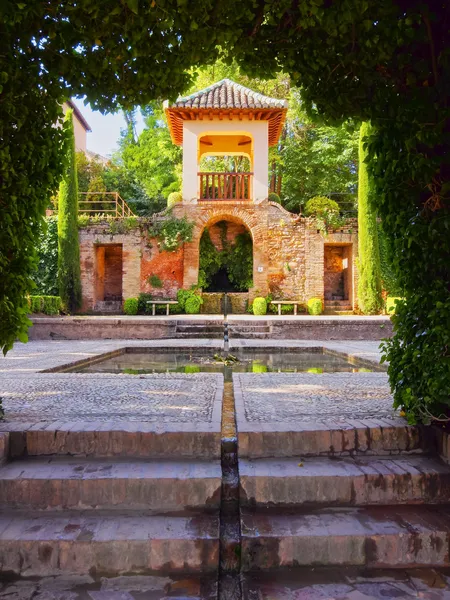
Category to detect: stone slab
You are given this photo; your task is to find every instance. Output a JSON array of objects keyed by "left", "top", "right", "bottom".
[
  {"left": 241, "top": 506, "right": 450, "bottom": 570},
  {"left": 0, "top": 510, "right": 219, "bottom": 576},
  {"left": 0, "top": 457, "right": 222, "bottom": 512},
  {"left": 0, "top": 574, "right": 218, "bottom": 600},
  {"left": 243, "top": 567, "right": 450, "bottom": 600},
  {"left": 239, "top": 455, "right": 450, "bottom": 506}
]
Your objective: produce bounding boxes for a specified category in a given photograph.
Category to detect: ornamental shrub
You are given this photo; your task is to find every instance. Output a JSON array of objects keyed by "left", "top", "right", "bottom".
[
  {"left": 177, "top": 288, "right": 203, "bottom": 313},
  {"left": 28, "top": 296, "right": 61, "bottom": 315},
  {"left": 123, "top": 298, "right": 138, "bottom": 315},
  {"left": 57, "top": 110, "right": 82, "bottom": 314},
  {"left": 253, "top": 297, "right": 267, "bottom": 315},
  {"left": 357, "top": 122, "right": 383, "bottom": 315},
  {"left": 304, "top": 196, "right": 340, "bottom": 217},
  {"left": 307, "top": 298, "right": 322, "bottom": 315},
  {"left": 167, "top": 192, "right": 182, "bottom": 208},
  {"left": 185, "top": 295, "right": 203, "bottom": 314},
  {"left": 268, "top": 192, "right": 280, "bottom": 203},
  {"left": 137, "top": 292, "right": 153, "bottom": 314}
]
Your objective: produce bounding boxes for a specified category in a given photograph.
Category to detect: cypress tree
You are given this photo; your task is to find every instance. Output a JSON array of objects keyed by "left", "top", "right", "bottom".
[
  {"left": 357, "top": 122, "right": 383, "bottom": 314},
  {"left": 57, "top": 109, "right": 82, "bottom": 312}
]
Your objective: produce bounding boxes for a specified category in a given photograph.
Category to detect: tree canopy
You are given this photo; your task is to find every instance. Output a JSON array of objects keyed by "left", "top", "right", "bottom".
[{"left": 1, "top": 0, "right": 449, "bottom": 422}]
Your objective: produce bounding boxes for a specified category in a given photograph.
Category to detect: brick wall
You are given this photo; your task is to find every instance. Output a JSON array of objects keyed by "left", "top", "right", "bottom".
[{"left": 78, "top": 205, "right": 359, "bottom": 312}]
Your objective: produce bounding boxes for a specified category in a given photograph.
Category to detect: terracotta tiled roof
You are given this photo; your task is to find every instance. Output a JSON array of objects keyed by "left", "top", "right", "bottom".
[{"left": 170, "top": 79, "right": 288, "bottom": 110}]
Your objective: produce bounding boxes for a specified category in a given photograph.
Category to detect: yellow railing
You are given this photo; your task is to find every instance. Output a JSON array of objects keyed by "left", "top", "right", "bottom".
[{"left": 78, "top": 192, "right": 135, "bottom": 217}]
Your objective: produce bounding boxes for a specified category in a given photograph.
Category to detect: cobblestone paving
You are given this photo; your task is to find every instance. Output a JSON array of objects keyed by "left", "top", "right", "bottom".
[
  {"left": 0, "top": 373, "right": 221, "bottom": 422},
  {"left": 235, "top": 372, "right": 396, "bottom": 422}
]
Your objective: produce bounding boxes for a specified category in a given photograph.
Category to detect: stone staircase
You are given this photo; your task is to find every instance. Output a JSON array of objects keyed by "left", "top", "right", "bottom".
[
  {"left": 0, "top": 427, "right": 221, "bottom": 581},
  {"left": 324, "top": 299, "right": 353, "bottom": 315},
  {"left": 239, "top": 420, "right": 450, "bottom": 579},
  {"left": 175, "top": 320, "right": 224, "bottom": 338},
  {"left": 174, "top": 320, "right": 272, "bottom": 339}
]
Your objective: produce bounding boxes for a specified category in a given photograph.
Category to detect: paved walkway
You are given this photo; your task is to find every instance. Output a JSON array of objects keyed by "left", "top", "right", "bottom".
[{"left": 0, "top": 339, "right": 389, "bottom": 428}]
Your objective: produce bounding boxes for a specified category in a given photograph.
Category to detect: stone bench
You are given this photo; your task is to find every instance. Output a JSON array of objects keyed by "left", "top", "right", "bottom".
[
  {"left": 270, "top": 300, "right": 302, "bottom": 316},
  {"left": 146, "top": 300, "right": 178, "bottom": 316}
]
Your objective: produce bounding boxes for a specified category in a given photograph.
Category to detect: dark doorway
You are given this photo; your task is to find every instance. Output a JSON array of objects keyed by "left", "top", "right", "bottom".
[{"left": 208, "top": 268, "right": 239, "bottom": 292}]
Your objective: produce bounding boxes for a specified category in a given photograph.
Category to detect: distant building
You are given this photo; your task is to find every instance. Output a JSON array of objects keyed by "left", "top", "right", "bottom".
[{"left": 63, "top": 100, "right": 91, "bottom": 153}]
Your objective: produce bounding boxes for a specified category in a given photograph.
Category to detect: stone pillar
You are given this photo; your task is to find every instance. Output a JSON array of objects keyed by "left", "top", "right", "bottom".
[
  {"left": 252, "top": 122, "right": 269, "bottom": 202},
  {"left": 182, "top": 127, "right": 198, "bottom": 202}
]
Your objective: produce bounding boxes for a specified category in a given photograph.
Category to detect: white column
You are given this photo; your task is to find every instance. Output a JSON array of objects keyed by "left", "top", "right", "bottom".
[
  {"left": 252, "top": 122, "right": 269, "bottom": 202},
  {"left": 182, "top": 126, "right": 198, "bottom": 202}
]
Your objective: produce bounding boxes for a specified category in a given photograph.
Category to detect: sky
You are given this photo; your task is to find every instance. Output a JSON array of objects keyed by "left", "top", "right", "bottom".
[{"left": 71, "top": 98, "right": 145, "bottom": 158}]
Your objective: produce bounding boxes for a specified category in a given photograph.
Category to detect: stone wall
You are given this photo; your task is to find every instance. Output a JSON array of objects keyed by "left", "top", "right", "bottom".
[{"left": 78, "top": 202, "right": 359, "bottom": 313}]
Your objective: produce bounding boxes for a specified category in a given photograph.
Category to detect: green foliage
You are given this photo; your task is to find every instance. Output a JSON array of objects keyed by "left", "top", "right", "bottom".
[
  {"left": 185, "top": 295, "right": 203, "bottom": 314},
  {"left": 199, "top": 225, "right": 253, "bottom": 292},
  {"left": 137, "top": 292, "right": 153, "bottom": 314},
  {"left": 268, "top": 303, "right": 299, "bottom": 315},
  {"left": 386, "top": 297, "right": 403, "bottom": 314},
  {"left": 28, "top": 296, "right": 61, "bottom": 315},
  {"left": 304, "top": 196, "right": 340, "bottom": 217},
  {"left": 253, "top": 297, "right": 267, "bottom": 316},
  {"left": 268, "top": 192, "right": 280, "bottom": 203},
  {"left": 149, "top": 216, "right": 194, "bottom": 252},
  {"left": 307, "top": 298, "right": 323, "bottom": 316},
  {"left": 177, "top": 288, "right": 202, "bottom": 313},
  {"left": 148, "top": 274, "right": 163, "bottom": 288},
  {"left": 167, "top": 192, "right": 182, "bottom": 208},
  {"left": 32, "top": 217, "right": 59, "bottom": 296},
  {"left": 123, "top": 298, "right": 138, "bottom": 315},
  {"left": 378, "top": 222, "right": 402, "bottom": 297},
  {"left": 304, "top": 196, "right": 346, "bottom": 235},
  {"left": 357, "top": 123, "right": 383, "bottom": 315},
  {"left": 57, "top": 111, "right": 82, "bottom": 314}
]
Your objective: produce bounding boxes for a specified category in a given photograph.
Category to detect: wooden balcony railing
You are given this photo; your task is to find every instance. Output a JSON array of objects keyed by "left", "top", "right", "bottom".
[
  {"left": 198, "top": 172, "right": 252, "bottom": 201},
  {"left": 78, "top": 192, "right": 135, "bottom": 217}
]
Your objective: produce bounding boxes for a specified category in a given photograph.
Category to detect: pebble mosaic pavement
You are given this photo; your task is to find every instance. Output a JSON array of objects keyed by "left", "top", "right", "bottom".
[
  {"left": 0, "top": 339, "right": 396, "bottom": 425},
  {"left": 235, "top": 372, "right": 397, "bottom": 423}
]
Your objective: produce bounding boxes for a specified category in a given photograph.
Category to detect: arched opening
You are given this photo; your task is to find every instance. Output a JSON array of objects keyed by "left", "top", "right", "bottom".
[{"left": 198, "top": 220, "right": 253, "bottom": 292}]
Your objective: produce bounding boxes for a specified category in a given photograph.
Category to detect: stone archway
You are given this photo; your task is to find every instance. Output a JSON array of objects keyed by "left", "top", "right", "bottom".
[{"left": 174, "top": 204, "right": 269, "bottom": 295}]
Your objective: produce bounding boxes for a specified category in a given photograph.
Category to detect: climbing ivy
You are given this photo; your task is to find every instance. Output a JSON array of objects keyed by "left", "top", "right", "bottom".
[
  {"left": 199, "top": 225, "right": 253, "bottom": 292},
  {"left": 357, "top": 123, "right": 383, "bottom": 315},
  {"left": 148, "top": 215, "right": 194, "bottom": 252},
  {"left": 32, "top": 217, "right": 59, "bottom": 297},
  {"left": 1, "top": 1, "right": 449, "bottom": 421},
  {"left": 57, "top": 111, "right": 82, "bottom": 313}
]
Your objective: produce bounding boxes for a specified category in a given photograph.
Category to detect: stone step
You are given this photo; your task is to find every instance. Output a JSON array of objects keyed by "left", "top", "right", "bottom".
[
  {"left": 228, "top": 326, "right": 271, "bottom": 333},
  {"left": 240, "top": 455, "right": 450, "bottom": 507},
  {"left": 324, "top": 300, "right": 352, "bottom": 307},
  {"left": 241, "top": 506, "right": 450, "bottom": 570},
  {"left": 0, "top": 457, "right": 222, "bottom": 512},
  {"left": 176, "top": 326, "right": 224, "bottom": 333},
  {"left": 242, "top": 567, "right": 450, "bottom": 599},
  {"left": 7, "top": 423, "right": 221, "bottom": 460},
  {"left": 323, "top": 310, "right": 354, "bottom": 316},
  {"left": 0, "top": 573, "right": 219, "bottom": 599},
  {"left": 238, "top": 420, "right": 434, "bottom": 459},
  {"left": 230, "top": 332, "right": 270, "bottom": 339},
  {"left": 0, "top": 510, "right": 219, "bottom": 577},
  {"left": 175, "top": 333, "right": 224, "bottom": 339}
]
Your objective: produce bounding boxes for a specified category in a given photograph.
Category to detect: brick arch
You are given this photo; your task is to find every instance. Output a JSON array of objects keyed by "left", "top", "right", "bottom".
[{"left": 182, "top": 206, "right": 268, "bottom": 293}]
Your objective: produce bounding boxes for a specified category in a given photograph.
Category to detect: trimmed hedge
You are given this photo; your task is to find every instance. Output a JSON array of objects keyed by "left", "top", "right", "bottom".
[
  {"left": 28, "top": 295, "right": 61, "bottom": 315},
  {"left": 123, "top": 298, "right": 138, "bottom": 315},
  {"left": 185, "top": 295, "right": 203, "bottom": 314},
  {"left": 307, "top": 298, "right": 322, "bottom": 315},
  {"left": 268, "top": 192, "right": 280, "bottom": 203},
  {"left": 253, "top": 297, "right": 267, "bottom": 315}
]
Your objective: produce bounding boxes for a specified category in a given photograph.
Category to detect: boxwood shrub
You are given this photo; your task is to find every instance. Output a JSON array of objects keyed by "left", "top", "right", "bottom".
[
  {"left": 253, "top": 297, "right": 267, "bottom": 315},
  {"left": 123, "top": 298, "right": 138, "bottom": 315},
  {"left": 307, "top": 298, "right": 323, "bottom": 315},
  {"left": 28, "top": 295, "right": 61, "bottom": 315}
]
